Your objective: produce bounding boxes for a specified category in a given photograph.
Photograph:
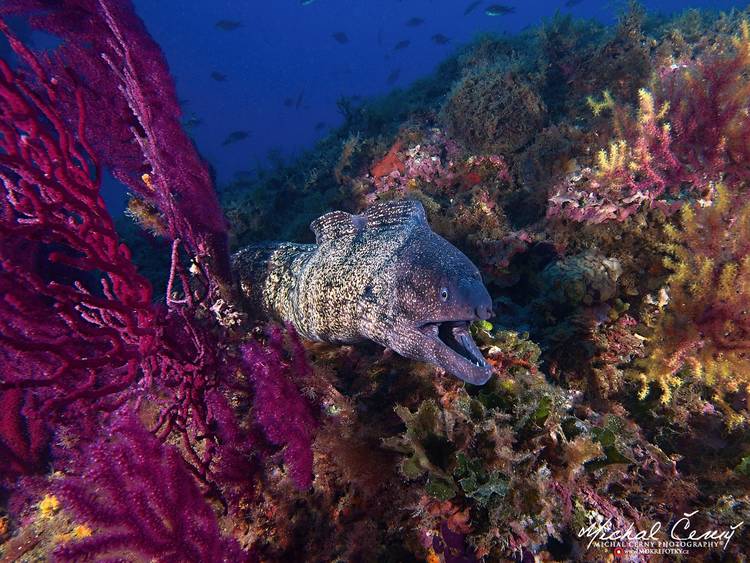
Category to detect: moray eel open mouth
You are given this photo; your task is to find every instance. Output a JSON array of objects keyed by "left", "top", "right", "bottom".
[{"left": 418, "top": 320, "right": 492, "bottom": 385}]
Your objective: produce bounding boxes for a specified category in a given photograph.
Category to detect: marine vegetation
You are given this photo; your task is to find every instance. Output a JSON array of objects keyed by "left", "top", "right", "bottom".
[
  {"left": 0, "top": 1, "right": 316, "bottom": 560},
  {"left": 639, "top": 186, "right": 750, "bottom": 419},
  {"left": 2, "top": 1, "right": 750, "bottom": 562}
]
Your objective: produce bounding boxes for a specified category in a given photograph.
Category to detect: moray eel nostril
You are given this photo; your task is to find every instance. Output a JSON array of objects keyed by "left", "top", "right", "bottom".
[{"left": 232, "top": 199, "right": 494, "bottom": 385}]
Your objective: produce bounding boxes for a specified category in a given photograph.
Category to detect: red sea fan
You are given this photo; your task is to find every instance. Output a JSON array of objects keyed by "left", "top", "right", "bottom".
[
  {"left": 53, "top": 414, "right": 252, "bottom": 563},
  {"left": 0, "top": 0, "right": 319, "bottom": 518},
  {"left": 0, "top": 0, "right": 230, "bottom": 286},
  {"left": 0, "top": 3, "right": 238, "bottom": 490},
  {"left": 0, "top": 388, "right": 48, "bottom": 481},
  {"left": 241, "top": 326, "right": 317, "bottom": 490},
  {"left": 0, "top": 21, "right": 159, "bottom": 411}
]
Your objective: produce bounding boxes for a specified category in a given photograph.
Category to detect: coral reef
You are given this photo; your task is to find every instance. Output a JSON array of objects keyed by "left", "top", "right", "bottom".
[
  {"left": 3, "top": 1, "right": 750, "bottom": 562},
  {"left": 213, "top": 4, "right": 750, "bottom": 560},
  {"left": 549, "top": 17, "right": 750, "bottom": 225},
  {"left": 53, "top": 415, "right": 248, "bottom": 562}
]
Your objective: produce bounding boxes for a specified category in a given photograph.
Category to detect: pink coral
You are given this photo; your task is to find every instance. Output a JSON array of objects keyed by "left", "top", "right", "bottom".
[
  {"left": 0, "top": 389, "right": 48, "bottom": 482},
  {"left": 548, "top": 89, "right": 684, "bottom": 223},
  {"left": 367, "top": 129, "right": 508, "bottom": 202},
  {"left": 241, "top": 325, "right": 318, "bottom": 490},
  {"left": 54, "top": 414, "right": 251, "bottom": 562}
]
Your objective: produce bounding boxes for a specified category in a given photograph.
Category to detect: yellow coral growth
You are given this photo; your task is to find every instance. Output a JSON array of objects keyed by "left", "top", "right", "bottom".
[
  {"left": 55, "top": 524, "right": 93, "bottom": 544},
  {"left": 596, "top": 140, "right": 629, "bottom": 174},
  {"left": 731, "top": 19, "right": 750, "bottom": 60},
  {"left": 38, "top": 494, "right": 60, "bottom": 519},
  {"left": 639, "top": 185, "right": 750, "bottom": 416},
  {"left": 426, "top": 547, "right": 441, "bottom": 563},
  {"left": 587, "top": 90, "right": 615, "bottom": 116},
  {"left": 589, "top": 87, "right": 671, "bottom": 187},
  {"left": 125, "top": 196, "right": 168, "bottom": 237},
  {"left": 637, "top": 88, "right": 670, "bottom": 125}
]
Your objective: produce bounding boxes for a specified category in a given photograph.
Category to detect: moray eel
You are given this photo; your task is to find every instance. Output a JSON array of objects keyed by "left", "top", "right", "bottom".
[{"left": 232, "top": 200, "right": 494, "bottom": 384}]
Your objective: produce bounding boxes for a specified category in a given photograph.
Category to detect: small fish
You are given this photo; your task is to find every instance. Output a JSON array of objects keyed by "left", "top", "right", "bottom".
[
  {"left": 314, "top": 122, "right": 326, "bottom": 131},
  {"left": 386, "top": 68, "right": 401, "bottom": 85},
  {"left": 300, "top": 0, "right": 316, "bottom": 5},
  {"left": 464, "top": 1, "right": 482, "bottom": 15},
  {"left": 405, "top": 17, "right": 424, "bottom": 27},
  {"left": 485, "top": 4, "right": 515, "bottom": 15},
  {"left": 215, "top": 19, "right": 242, "bottom": 31},
  {"left": 210, "top": 71, "right": 227, "bottom": 82},
  {"left": 332, "top": 32, "right": 349, "bottom": 44},
  {"left": 394, "top": 39, "right": 411, "bottom": 50},
  {"left": 183, "top": 115, "right": 202, "bottom": 129},
  {"left": 431, "top": 33, "right": 450, "bottom": 45},
  {"left": 222, "top": 131, "right": 250, "bottom": 146},
  {"left": 564, "top": 0, "right": 583, "bottom": 6}
]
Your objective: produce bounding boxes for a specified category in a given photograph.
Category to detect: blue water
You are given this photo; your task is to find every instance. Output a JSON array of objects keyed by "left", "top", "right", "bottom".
[{"left": 123, "top": 0, "right": 743, "bottom": 206}]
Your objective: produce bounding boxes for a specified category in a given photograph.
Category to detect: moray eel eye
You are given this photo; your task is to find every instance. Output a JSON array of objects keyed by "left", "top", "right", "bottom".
[{"left": 440, "top": 287, "right": 449, "bottom": 302}]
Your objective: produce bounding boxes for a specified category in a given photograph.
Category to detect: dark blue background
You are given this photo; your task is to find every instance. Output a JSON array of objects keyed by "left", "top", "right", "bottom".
[{"left": 129, "top": 0, "right": 744, "bottom": 194}]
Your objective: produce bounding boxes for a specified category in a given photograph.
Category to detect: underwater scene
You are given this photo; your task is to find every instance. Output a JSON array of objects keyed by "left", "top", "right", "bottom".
[{"left": 2, "top": 0, "right": 750, "bottom": 561}]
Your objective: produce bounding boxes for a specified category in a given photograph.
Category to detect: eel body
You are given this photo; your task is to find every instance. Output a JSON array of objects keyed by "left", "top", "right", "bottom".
[{"left": 232, "top": 200, "right": 494, "bottom": 384}]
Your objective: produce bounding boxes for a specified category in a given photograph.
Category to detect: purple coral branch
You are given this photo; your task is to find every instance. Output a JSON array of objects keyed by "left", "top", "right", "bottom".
[
  {"left": 241, "top": 326, "right": 318, "bottom": 490},
  {"left": 0, "top": 388, "right": 48, "bottom": 482},
  {"left": 0, "top": 2, "right": 260, "bottom": 495},
  {"left": 0, "top": 0, "right": 230, "bottom": 287},
  {"left": 0, "top": 1, "right": 318, "bottom": 546},
  {"left": 54, "top": 414, "right": 251, "bottom": 562}
]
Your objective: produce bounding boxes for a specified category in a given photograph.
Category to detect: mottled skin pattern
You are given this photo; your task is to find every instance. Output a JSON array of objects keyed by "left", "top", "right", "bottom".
[{"left": 232, "top": 200, "right": 494, "bottom": 384}]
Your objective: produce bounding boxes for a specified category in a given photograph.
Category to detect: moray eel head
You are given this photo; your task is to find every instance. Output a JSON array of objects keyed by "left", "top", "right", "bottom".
[{"left": 389, "top": 229, "right": 494, "bottom": 385}]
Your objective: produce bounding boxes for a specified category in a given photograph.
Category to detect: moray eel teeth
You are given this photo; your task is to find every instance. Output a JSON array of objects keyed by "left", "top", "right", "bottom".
[
  {"left": 232, "top": 199, "right": 495, "bottom": 385},
  {"left": 417, "top": 320, "right": 492, "bottom": 384}
]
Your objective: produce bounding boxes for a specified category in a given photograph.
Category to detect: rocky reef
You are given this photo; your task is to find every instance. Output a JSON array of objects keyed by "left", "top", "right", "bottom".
[
  {"left": 2, "top": 1, "right": 750, "bottom": 562},
  {"left": 221, "top": 4, "right": 750, "bottom": 561}
]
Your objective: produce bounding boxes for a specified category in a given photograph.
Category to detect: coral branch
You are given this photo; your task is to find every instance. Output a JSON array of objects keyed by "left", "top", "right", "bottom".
[
  {"left": 0, "top": 18, "right": 158, "bottom": 413},
  {"left": 241, "top": 326, "right": 317, "bottom": 490},
  {"left": 54, "top": 414, "right": 251, "bottom": 562},
  {"left": 0, "top": 388, "right": 48, "bottom": 482},
  {"left": 0, "top": 0, "right": 230, "bottom": 287}
]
